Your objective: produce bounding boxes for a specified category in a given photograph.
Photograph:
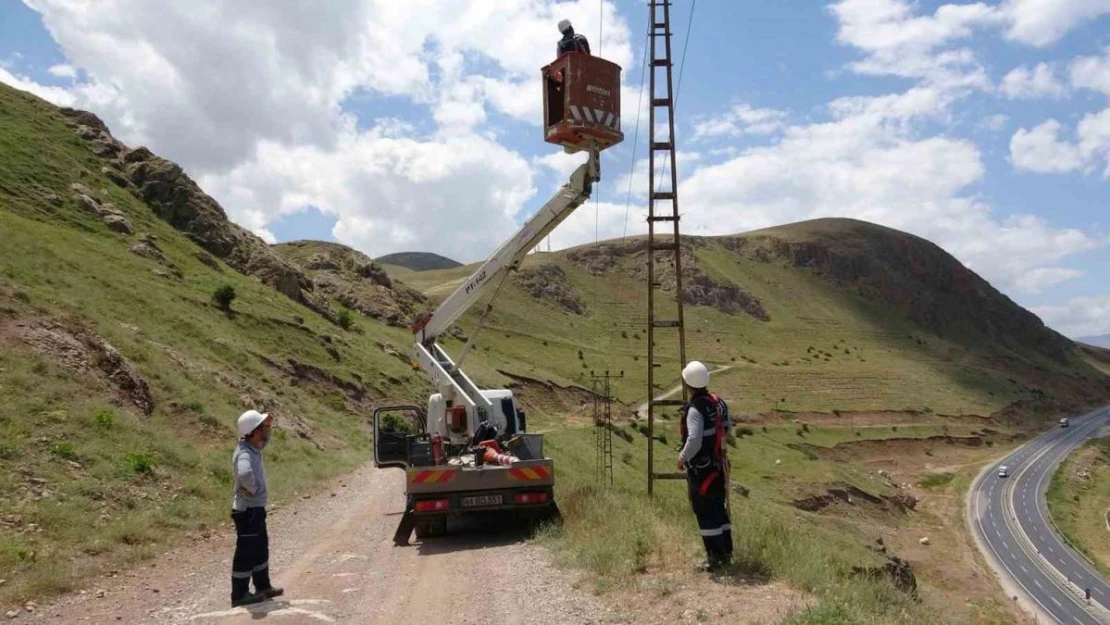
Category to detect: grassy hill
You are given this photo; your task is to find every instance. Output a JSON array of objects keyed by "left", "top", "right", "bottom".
[
  {"left": 399, "top": 226, "right": 1108, "bottom": 424},
  {"left": 3, "top": 78, "right": 1109, "bottom": 624},
  {"left": 375, "top": 251, "right": 462, "bottom": 272}
]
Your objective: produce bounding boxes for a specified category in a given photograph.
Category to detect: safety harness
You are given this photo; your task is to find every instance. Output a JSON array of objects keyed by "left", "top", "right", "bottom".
[{"left": 680, "top": 393, "right": 730, "bottom": 495}]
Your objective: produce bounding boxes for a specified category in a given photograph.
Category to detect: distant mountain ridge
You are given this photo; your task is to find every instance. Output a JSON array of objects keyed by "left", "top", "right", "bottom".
[
  {"left": 376, "top": 251, "right": 461, "bottom": 271},
  {"left": 1079, "top": 334, "right": 1110, "bottom": 349}
]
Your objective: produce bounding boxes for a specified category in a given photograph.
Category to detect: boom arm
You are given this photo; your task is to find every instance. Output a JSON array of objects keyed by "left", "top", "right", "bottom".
[{"left": 410, "top": 146, "right": 599, "bottom": 418}]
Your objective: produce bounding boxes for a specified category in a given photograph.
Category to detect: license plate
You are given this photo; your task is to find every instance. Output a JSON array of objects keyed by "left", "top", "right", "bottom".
[{"left": 461, "top": 495, "right": 502, "bottom": 507}]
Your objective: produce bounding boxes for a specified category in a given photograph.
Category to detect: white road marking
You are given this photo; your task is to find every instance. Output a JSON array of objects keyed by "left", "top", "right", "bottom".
[
  {"left": 191, "top": 599, "right": 334, "bottom": 623},
  {"left": 1020, "top": 564, "right": 1029, "bottom": 574},
  {"left": 1035, "top": 579, "right": 1044, "bottom": 589},
  {"left": 1051, "top": 597, "right": 1062, "bottom": 607}
]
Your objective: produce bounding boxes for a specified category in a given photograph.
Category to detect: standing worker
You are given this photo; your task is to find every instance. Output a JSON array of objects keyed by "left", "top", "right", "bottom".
[
  {"left": 556, "top": 19, "right": 591, "bottom": 57},
  {"left": 676, "top": 361, "right": 733, "bottom": 572},
  {"left": 230, "top": 409, "right": 284, "bottom": 607}
]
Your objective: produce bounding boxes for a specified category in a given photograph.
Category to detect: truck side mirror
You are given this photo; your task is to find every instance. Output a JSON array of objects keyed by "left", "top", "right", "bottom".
[{"left": 518, "top": 410, "right": 527, "bottom": 432}]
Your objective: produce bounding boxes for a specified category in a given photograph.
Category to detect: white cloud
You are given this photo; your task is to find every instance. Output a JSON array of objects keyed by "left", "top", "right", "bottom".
[
  {"left": 671, "top": 85, "right": 1097, "bottom": 295},
  {"left": 198, "top": 126, "right": 536, "bottom": 262},
  {"left": 692, "top": 104, "right": 788, "bottom": 140},
  {"left": 1032, "top": 293, "right": 1110, "bottom": 338},
  {"left": 829, "top": 0, "right": 1000, "bottom": 88},
  {"left": 1013, "top": 267, "right": 1083, "bottom": 294},
  {"left": 1010, "top": 120, "right": 1084, "bottom": 173},
  {"left": 1000, "top": 63, "right": 1068, "bottom": 99},
  {"left": 981, "top": 114, "right": 1010, "bottom": 132},
  {"left": 1011, "top": 109, "right": 1110, "bottom": 177},
  {"left": 1000, "top": 0, "right": 1110, "bottom": 47},
  {"left": 19, "top": 0, "right": 635, "bottom": 264},
  {"left": 1071, "top": 47, "right": 1110, "bottom": 97},
  {"left": 0, "top": 66, "right": 75, "bottom": 106},
  {"left": 46, "top": 63, "right": 76, "bottom": 79}
]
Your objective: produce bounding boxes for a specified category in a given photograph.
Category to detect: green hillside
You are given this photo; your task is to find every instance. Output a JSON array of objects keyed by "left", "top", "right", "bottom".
[
  {"left": 375, "top": 251, "right": 462, "bottom": 272},
  {"left": 402, "top": 230, "right": 1108, "bottom": 423},
  {"left": 0, "top": 83, "right": 432, "bottom": 602}
]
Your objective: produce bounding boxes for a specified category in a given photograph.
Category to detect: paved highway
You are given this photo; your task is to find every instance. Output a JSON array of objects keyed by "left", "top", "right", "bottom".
[{"left": 968, "top": 405, "right": 1110, "bottom": 624}]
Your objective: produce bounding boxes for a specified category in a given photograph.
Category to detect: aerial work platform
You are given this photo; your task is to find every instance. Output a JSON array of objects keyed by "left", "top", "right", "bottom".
[{"left": 542, "top": 52, "right": 623, "bottom": 153}]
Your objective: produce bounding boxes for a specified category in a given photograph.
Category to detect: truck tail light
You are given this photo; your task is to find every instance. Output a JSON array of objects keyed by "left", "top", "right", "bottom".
[
  {"left": 513, "top": 492, "right": 549, "bottom": 505},
  {"left": 414, "top": 499, "right": 450, "bottom": 512}
]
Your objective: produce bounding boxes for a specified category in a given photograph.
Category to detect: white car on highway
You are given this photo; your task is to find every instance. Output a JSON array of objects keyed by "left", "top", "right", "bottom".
[{"left": 998, "top": 465, "right": 1008, "bottom": 478}]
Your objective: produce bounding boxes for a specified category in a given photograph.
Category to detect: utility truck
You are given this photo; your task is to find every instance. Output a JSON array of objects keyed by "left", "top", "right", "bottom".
[{"left": 373, "top": 51, "right": 623, "bottom": 544}]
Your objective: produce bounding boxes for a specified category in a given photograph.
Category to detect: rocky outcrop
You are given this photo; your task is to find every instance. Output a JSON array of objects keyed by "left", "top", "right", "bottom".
[
  {"left": 59, "top": 107, "right": 332, "bottom": 320},
  {"left": 6, "top": 319, "right": 154, "bottom": 415},
  {"left": 274, "top": 241, "right": 427, "bottom": 328},
  {"left": 722, "top": 218, "right": 1074, "bottom": 362},
  {"left": 513, "top": 264, "right": 590, "bottom": 316},
  {"left": 121, "top": 148, "right": 330, "bottom": 316},
  {"left": 566, "top": 238, "right": 769, "bottom": 320},
  {"left": 69, "top": 183, "right": 134, "bottom": 234}
]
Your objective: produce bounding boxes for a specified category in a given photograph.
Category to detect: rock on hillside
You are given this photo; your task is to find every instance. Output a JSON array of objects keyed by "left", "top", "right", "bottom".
[
  {"left": 376, "top": 251, "right": 462, "bottom": 272},
  {"left": 514, "top": 264, "right": 590, "bottom": 316},
  {"left": 567, "top": 238, "right": 770, "bottom": 320},
  {"left": 58, "top": 107, "right": 332, "bottom": 319},
  {"left": 722, "top": 218, "right": 1074, "bottom": 362},
  {"left": 274, "top": 241, "right": 427, "bottom": 328}
]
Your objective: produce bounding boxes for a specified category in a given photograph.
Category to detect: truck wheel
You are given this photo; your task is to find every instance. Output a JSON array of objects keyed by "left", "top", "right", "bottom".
[{"left": 414, "top": 519, "right": 433, "bottom": 539}]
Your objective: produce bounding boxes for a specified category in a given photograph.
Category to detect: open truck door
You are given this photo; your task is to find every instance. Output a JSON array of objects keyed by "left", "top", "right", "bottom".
[{"left": 373, "top": 405, "right": 426, "bottom": 469}]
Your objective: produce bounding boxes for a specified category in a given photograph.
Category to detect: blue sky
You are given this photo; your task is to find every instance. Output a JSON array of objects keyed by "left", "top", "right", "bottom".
[{"left": 1, "top": 0, "right": 1108, "bottom": 338}]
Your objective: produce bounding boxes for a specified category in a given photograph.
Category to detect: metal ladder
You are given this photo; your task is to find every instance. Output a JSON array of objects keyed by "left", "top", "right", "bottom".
[{"left": 646, "top": 0, "right": 688, "bottom": 495}]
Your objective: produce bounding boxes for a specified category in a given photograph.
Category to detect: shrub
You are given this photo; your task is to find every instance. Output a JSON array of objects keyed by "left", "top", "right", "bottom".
[
  {"left": 51, "top": 442, "right": 76, "bottom": 460},
  {"left": 337, "top": 308, "right": 354, "bottom": 330},
  {"left": 735, "top": 425, "right": 754, "bottom": 438},
  {"left": 577, "top": 350, "right": 584, "bottom": 360},
  {"left": 212, "top": 285, "right": 236, "bottom": 311},
  {"left": 621, "top": 451, "right": 633, "bottom": 464},
  {"left": 94, "top": 409, "right": 115, "bottom": 429},
  {"left": 124, "top": 452, "right": 155, "bottom": 475}
]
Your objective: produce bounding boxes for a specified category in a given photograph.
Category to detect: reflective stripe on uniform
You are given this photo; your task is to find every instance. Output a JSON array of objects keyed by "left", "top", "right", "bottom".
[
  {"left": 699, "top": 527, "right": 725, "bottom": 537},
  {"left": 231, "top": 570, "right": 252, "bottom": 579},
  {"left": 253, "top": 561, "right": 268, "bottom": 572}
]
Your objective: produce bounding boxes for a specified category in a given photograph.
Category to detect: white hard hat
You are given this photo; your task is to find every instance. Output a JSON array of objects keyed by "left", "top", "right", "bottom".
[
  {"left": 558, "top": 19, "right": 573, "bottom": 33},
  {"left": 238, "top": 409, "right": 269, "bottom": 438},
  {"left": 681, "top": 361, "right": 710, "bottom": 389}
]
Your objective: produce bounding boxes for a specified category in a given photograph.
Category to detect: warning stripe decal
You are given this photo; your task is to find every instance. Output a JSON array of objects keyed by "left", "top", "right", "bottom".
[
  {"left": 509, "top": 466, "right": 552, "bottom": 480},
  {"left": 410, "top": 469, "right": 457, "bottom": 484}
]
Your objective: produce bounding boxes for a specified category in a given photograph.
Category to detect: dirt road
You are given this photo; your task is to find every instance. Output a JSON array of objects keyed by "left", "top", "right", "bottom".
[{"left": 29, "top": 465, "right": 619, "bottom": 625}]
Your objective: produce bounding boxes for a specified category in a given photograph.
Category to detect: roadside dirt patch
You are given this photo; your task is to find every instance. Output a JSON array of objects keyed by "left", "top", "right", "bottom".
[{"left": 606, "top": 572, "right": 812, "bottom": 625}]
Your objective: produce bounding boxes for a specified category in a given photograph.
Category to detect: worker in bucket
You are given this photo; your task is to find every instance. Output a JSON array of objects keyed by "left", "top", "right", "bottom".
[
  {"left": 556, "top": 19, "right": 591, "bottom": 57},
  {"left": 676, "top": 361, "right": 733, "bottom": 572},
  {"left": 229, "top": 409, "right": 284, "bottom": 607}
]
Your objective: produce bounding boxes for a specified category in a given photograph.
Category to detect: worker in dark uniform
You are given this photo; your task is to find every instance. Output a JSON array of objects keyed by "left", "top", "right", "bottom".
[
  {"left": 557, "top": 19, "right": 591, "bottom": 57},
  {"left": 230, "top": 410, "right": 284, "bottom": 607},
  {"left": 677, "top": 361, "right": 733, "bottom": 571}
]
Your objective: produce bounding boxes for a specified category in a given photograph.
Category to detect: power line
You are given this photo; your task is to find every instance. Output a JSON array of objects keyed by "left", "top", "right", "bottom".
[{"left": 621, "top": 27, "right": 650, "bottom": 240}]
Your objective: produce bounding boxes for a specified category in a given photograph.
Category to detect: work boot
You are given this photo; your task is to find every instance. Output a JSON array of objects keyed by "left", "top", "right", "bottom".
[
  {"left": 257, "top": 586, "right": 284, "bottom": 599},
  {"left": 231, "top": 592, "right": 265, "bottom": 607}
]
